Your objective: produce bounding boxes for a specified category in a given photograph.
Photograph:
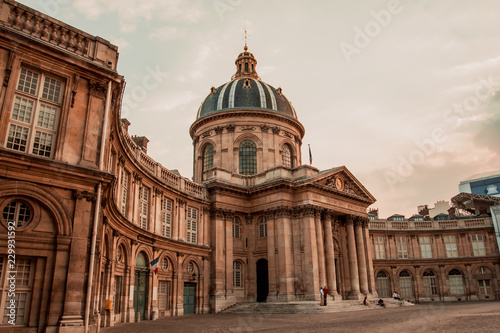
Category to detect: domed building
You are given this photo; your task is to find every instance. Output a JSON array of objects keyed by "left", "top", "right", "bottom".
[{"left": 190, "top": 45, "right": 378, "bottom": 311}]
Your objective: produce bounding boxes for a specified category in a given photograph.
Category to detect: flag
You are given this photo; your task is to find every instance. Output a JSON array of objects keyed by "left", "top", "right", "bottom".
[
  {"left": 308, "top": 144, "right": 312, "bottom": 165},
  {"left": 150, "top": 256, "right": 159, "bottom": 274}
]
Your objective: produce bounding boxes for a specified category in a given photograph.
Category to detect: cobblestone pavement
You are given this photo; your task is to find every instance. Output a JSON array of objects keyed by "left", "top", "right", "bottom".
[{"left": 102, "top": 301, "right": 500, "bottom": 333}]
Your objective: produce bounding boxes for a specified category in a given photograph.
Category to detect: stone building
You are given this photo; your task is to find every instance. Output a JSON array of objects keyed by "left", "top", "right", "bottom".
[
  {"left": 369, "top": 203, "right": 500, "bottom": 302},
  {"left": 0, "top": 1, "right": 499, "bottom": 332}
]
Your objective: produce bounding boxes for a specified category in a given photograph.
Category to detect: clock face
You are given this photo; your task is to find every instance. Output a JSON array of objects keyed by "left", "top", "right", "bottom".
[{"left": 335, "top": 177, "right": 344, "bottom": 191}]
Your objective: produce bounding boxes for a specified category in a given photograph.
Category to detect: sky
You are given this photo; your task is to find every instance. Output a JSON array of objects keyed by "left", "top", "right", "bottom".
[{"left": 23, "top": 0, "right": 500, "bottom": 218}]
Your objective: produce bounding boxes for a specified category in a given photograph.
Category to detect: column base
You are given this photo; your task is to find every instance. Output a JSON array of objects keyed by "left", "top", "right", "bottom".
[
  {"left": 328, "top": 291, "right": 341, "bottom": 301},
  {"left": 348, "top": 292, "right": 363, "bottom": 300},
  {"left": 57, "top": 315, "right": 84, "bottom": 333}
]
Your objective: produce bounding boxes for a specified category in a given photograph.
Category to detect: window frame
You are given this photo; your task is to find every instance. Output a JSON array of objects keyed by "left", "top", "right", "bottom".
[
  {"left": 444, "top": 235, "right": 458, "bottom": 258},
  {"left": 139, "top": 186, "right": 149, "bottom": 230},
  {"left": 471, "top": 234, "right": 486, "bottom": 256},
  {"left": 161, "top": 197, "right": 173, "bottom": 238},
  {"left": 233, "top": 261, "right": 243, "bottom": 288},
  {"left": 5, "top": 67, "right": 65, "bottom": 158},
  {"left": 419, "top": 236, "right": 432, "bottom": 258},
  {"left": 239, "top": 139, "right": 257, "bottom": 175},
  {"left": 258, "top": 216, "right": 267, "bottom": 237},
  {"left": 203, "top": 144, "right": 214, "bottom": 172},
  {"left": 374, "top": 236, "right": 386, "bottom": 259},
  {"left": 396, "top": 236, "right": 408, "bottom": 259},
  {"left": 233, "top": 216, "right": 241, "bottom": 238},
  {"left": 187, "top": 207, "right": 198, "bottom": 244},
  {"left": 281, "top": 144, "right": 292, "bottom": 168}
]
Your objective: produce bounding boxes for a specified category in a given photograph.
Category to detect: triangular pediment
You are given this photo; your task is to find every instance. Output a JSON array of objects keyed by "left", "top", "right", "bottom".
[{"left": 306, "top": 166, "right": 376, "bottom": 204}]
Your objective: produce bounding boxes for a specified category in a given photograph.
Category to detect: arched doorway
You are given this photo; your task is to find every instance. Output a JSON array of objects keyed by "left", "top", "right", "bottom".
[
  {"left": 256, "top": 259, "right": 268, "bottom": 302},
  {"left": 134, "top": 252, "right": 148, "bottom": 320}
]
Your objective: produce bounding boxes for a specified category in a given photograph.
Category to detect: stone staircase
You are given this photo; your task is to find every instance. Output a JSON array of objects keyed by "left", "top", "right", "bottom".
[{"left": 222, "top": 298, "right": 414, "bottom": 314}]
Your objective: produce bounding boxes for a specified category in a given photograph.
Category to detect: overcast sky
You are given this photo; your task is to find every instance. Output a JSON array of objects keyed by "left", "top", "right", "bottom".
[{"left": 23, "top": 0, "right": 500, "bottom": 218}]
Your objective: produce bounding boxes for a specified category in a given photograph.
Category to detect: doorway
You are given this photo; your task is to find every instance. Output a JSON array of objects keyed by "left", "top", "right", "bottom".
[
  {"left": 133, "top": 252, "right": 148, "bottom": 320},
  {"left": 183, "top": 283, "right": 196, "bottom": 314},
  {"left": 256, "top": 259, "right": 268, "bottom": 302}
]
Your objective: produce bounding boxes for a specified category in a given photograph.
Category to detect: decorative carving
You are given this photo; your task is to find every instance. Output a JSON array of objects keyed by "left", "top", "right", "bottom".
[
  {"left": 299, "top": 205, "right": 316, "bottom": 217},
  {"left": 88, "top": 80, "right": 107, "bottom": 98},
  {"left": 176, "top": 198, "right": 186, "bottom": 207},
  {"left": 201, "top": 131, "right": 211, "bottom": 138},
  {"left": 245, "top": 214, "right": 253, "bottom": 225},
  {"left": 13, "top": 8, "right": 23, "bottom": 29},
  {"left": 214, "top": 126, "right": 223, "bottom": 134},
  {"left": 282, "top": 131, "right": 293, "bottom": 138},
  {"left": 177, "top": 252, "right": 184, "bottom": 257},
  {"left": 59, "top": 27, "right": 69, "bottom": 47},
  {"left": 71, "top": 74, "right": 80, "bottom": 107},
  {"left": 72, "top": 190, "right": 97, "bottom": 202},
  {"left": 276, "top": 206, "right": 291, "bottom": 217},
  {"left": 226, "top": 124, "right": 235, "bottom": 133},
  {"left": 50, "top": 24, "right": 59, "bottom": 44},
  {"left": 265, "top": 209, "right": 276, "bottom": 219},
  {"left": 68, "top": 31, "right": 77, "bottom": 50},
  {"left": 41, "top": 21, "right": 50, "bottom": 40},
  {"left": 154, "top": 187, "right": 163, "bottom": 197},
  {"left": 241, "top": 126, "right": 255, "bottom": 131},
  {"left": 23, "top": 13, "right": 33, "bottom": 33},
  {"left": 271, "top": 126, "right": 281, "bottom": 135},
  {"left": 133, "top": 172, "right": 142, "bottom": 183},
  {"left": 260, "top": 125, "right": 269, "bottom": 133}
]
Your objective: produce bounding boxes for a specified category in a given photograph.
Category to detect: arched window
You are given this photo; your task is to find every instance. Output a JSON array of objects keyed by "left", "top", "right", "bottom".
[
  {"left": 423, "top": 270, "right": 438, "bottom": 296},
  {"left": 258, "top": 216, "right": 267, "bottom": 237},
  {"left": 376, "top": 271, "right": 390, "bottom": 297},
  {"left": 203, "top": 144, "right": 214, "bottom": 171},
  {"left": 282, "top": 144, "right": 292, "bottom": 168},
  {"left": 449, "top": 269, "right": 465, "bottom": 295},
  {"left": 399, "top": 270, "right": 413, "bottom": 299},
  {"left": 233, "top": 261, "right": 242, "bottom": 287},
  {"left": 233, "top": 216, "right": 241, "bottom": 238},
  {"left": 239, "top": 140, "right": 257, "bottom": 175},
  {"left": 136, "top": 252, "right": 147, "bottom": 269}
]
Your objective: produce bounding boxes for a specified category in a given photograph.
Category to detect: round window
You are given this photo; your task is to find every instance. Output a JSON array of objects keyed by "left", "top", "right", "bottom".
[
  {"left": 2, "top": 200, "right": 32, "bottom": 228},
  {"left": 162, "top": 258, "right": 169, "bottom": 271}
]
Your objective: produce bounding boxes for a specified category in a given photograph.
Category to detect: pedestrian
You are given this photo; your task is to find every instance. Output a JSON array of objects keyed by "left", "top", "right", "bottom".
[
  {"left": 320, "top": 287, "right": 324, "bottom": 306},
  {"left": 363, "top": 295, "right": 370, "bottom": 306},
  {"left": 323, "top": 286, "right": 328, "bottom": 306}
]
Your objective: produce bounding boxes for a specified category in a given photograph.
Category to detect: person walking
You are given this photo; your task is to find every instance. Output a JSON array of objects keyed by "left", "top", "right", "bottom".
[
  {"left": 320, "top": 287, "right": 324, "bottom": 306},
  {"left": 323, "top": 286, "right": 329, "bottom": 306}
]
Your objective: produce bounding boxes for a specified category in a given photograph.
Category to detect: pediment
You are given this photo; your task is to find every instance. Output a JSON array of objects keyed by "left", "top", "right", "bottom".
[{"left": 309, "top": 166, "right": 376, "bottom": 204}]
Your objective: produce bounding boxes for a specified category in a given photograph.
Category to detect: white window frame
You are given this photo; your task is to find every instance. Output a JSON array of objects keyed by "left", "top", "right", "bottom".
[
  {"left": 374, "top": 236, "right": 386, "bottom": 259},
  {"left": 187, "top": 207, "right": 198, "bottom": 244},
  {"left": 161, "top": 198, "right": 173, "bottom": 238},
  {"left": 396, "top": 236, "right": 408, "bottom": 259},
  {"left": 233, "top": 261, "right": 242, "bottom": 287},
  {"left": 444, "top": 235, "right": 458, "bottom": 258},
  {"left": 5, "top": 67, "right": 64, "bottom": 158},
  {"left": 139, "top": 186, "right": 149, "bottom": 230},
  {"left": 258, "top": 216, "right": 267, "bottom": 237},
  {"left": 120, "top": 171, "right": 129, "bottom": 216},
  {"left": 419, "top": 236, "right": 432, "bottom": 258},
  {"left": 471, "top": 234, "right": 486, "bottom": 256},
  {"left": 0, "top": 256, "right": 34, "bottom": 326}
]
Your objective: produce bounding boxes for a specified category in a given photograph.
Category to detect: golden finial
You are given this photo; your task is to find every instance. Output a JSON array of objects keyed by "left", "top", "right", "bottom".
[{"left": 243, "top": 17, "right": 248, "bottom": 51}]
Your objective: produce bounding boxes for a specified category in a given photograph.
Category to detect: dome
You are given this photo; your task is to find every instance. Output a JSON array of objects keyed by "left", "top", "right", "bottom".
[{"left": 196, "top": 47, "right": 298, "bottom": 120}]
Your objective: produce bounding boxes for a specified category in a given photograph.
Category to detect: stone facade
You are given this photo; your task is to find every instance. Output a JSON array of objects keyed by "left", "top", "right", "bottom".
[{"left": 0, "top": 1, "right": 498, "bottom": 332}]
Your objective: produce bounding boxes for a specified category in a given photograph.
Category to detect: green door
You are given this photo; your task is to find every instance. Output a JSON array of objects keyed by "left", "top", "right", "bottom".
[
  {"left": 134, "top": 270, "right": 147, "bottom": 319},
  {"left": 183, "top": 283, "right": 196, "bottom": 314}
]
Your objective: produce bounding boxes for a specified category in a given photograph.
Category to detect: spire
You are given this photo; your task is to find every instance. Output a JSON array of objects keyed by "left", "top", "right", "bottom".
[{"left": 233, "top": 20, "right": 259, "bottom": 79}]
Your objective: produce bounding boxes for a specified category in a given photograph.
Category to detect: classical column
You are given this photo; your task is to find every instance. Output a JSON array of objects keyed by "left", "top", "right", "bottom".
[
  {"left": 225, "top": 211, "right": 234, "bottom": 298},
  {"left": 175, "top": 252, "right": 184, "bottom": 316},
  {"left": 276, "top": 206, "right": 294, "bottom": 300},
  {"left": 346, "top": 215, "right": 361, "bottom": 299},
  {"left": 300, "top": 205, "right": 320, "bottom": 300},
  {"left": 209, "top": 209, "right": 226, "bottom": 312},
  {"left": 266, "top": 210, "right": 278, "bottom": 300},
  {"left": 202, "top": 256, "right": 210, "bottom": 313},
  {"left": 315, "top": 210, "right": 327, "bottom": 288},
  {"left": 354, "top": 217, "right": 369, "bottom": 295},
  {"left": 363, "top": 219, "right": 377, "bottom": 296},
  {"left": 323, "top": 213, "right": 339, "bottom": 299}
]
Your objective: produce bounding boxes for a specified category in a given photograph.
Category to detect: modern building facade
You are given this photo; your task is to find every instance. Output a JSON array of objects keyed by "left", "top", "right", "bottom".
[{"left": 0, "top": 1, "right": 498, "bottom": 332}]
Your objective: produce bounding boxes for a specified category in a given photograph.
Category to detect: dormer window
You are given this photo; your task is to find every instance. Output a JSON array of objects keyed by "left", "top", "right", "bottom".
[
  {"left": 244, "top": 80, "right": 250, "bottom": 88},
  {"left": 245, "top": 63, "right": 249, "bottom": 72}
]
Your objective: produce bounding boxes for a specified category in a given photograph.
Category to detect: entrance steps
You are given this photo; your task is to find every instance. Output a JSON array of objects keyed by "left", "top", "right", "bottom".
[{"left": 222, "top": 298, "right": 414, "bottom": 314}]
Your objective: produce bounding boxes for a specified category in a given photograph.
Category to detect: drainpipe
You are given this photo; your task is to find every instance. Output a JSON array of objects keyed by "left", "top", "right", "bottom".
[{"left": 84, "top": 80, "right": 112, "bottom": 333}]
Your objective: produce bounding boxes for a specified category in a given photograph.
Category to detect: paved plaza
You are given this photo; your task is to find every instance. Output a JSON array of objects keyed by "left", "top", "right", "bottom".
[{"left": 102, "top": 301, "right": 500, "bottom": 332}]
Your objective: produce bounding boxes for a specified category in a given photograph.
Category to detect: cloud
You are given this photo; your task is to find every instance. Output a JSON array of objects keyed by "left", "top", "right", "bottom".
[
  {"left": 148, "top": 26, "right": 184, "bottom": 41},
  {"left": 73, "top": 0, "right": 204, "bottom": 32}
]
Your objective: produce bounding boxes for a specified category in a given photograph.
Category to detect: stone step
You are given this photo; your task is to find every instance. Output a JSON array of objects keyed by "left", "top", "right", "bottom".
[{"left": 222, "top": 298, "right": 414, "bottom": 314}]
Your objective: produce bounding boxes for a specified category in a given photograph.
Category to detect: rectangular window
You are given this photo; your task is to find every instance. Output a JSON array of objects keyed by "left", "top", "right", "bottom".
[
  {"left": 471, "top": 234, "right": 486, "bottom": 256},
  {"left": 6, "top": 68, "right": 64, "bottom": 158},
  {"left": 233, "top": 262, "right": 242, "bottom": 287},
  {"left": 162, "top": 198, "right": 173, "bottom": 238},
  {"left": 419, "top": 236, "right": 432, "bottom": 258},
  {"left": 120, "top": 171, "right": 129, "bottom": 216},
  {"left": 374, "top": 236, "right": 385, "bottom": 259},
  {"left": 139, "top": 187, "right": 149, "bottom": 230},
  {"left": 396, "top": 236, "right": 408, "bottom": 259},
  {"left": 0, "top": 257, "right": 33, "bottom": 325},
  {"left": 187, "top": 207, "right": 198, "bottom": 244},
  {"left": 444, "top": 235, "right": 458, "bottom": 258},
  {"left": 113, "top": 276, "right": 122, "bottom": 314}
]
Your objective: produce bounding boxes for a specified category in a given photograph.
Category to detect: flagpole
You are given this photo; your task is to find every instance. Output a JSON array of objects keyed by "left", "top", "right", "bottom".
[{"left": 308, "top": 144, "right": 312, "bottom": 165}]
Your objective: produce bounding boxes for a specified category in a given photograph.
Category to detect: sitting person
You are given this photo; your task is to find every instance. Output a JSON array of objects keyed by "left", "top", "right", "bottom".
[
  {"left": 393, "top": 291, "right": 403, "bottom": 301},
  {"left": 377, "top": 299, "right": 386, "bottom": 308},
  {"left": 363, "top": 295, "right": 370, "bottom": 306}
]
